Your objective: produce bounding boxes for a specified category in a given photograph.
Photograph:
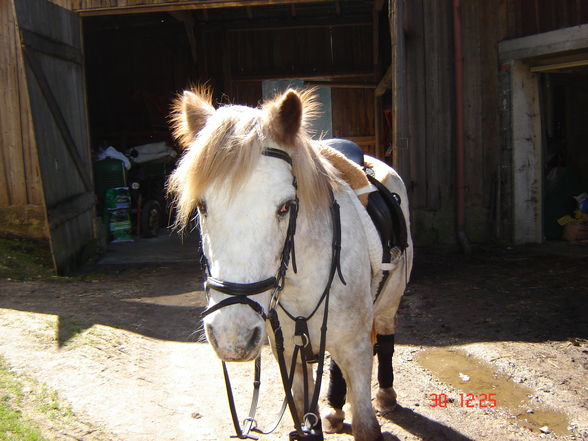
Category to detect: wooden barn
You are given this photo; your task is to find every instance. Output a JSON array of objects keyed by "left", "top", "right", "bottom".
[
  {"left": 1, "top": 0, "right": 588, "bottom": 273},
  {"left": 390, "top": 0, "right": 588, "bottom": 246}
]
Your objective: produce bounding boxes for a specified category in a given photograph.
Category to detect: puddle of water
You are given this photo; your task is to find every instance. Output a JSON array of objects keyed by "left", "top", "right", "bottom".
[{"left": 416, "top": 347, "right": 569, "bottom": 435}]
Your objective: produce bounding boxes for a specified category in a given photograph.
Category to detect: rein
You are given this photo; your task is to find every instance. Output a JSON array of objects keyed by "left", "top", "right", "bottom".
[{"left": 198, "top": 148, "right": 345, "bottom": 440}]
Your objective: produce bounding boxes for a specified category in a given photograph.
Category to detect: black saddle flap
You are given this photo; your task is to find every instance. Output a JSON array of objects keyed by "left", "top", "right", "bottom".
[
  {"left": 322, "top": 137, "right": 408, "bottom": 262},
  {"left": 366, "top": 174, "right": 408, "bottom": 262}
]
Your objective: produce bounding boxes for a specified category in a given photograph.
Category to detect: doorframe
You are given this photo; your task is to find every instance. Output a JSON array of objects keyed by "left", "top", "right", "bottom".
[{"left": 499, "top": 24, "right": 588, "bottom": 243}]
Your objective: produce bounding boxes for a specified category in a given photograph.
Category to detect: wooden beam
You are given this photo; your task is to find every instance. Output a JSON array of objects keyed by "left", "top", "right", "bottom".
[
  {"left": 530, "top": 59, "right": 588, "bottom": 72},
  {"left": 47, "top": 192, "right": 96, "bottom": 230},
  {"left": 304, "top": 81, "right": 376, "bottom": 89},
  {"left": 169, "top": 11, "right": 198, "bottom": 65},
  {"left": 23, "top": 49, "right": 92, "bottom": 192},
  {"left": 20, "top": 29, "right": 83, "bottom": 65},
  {"left": 77, "top": 0, "right": 337, "bottom": 17},
  {"left": 374, "top": 92, "right": 383, "bottom": 158},
  {"left": 390, "top": 0, "right": 408, "bottom": 170},
  {"left": 228, "top": 17, "right": 371, "bottom": 33},
  {"left": 375, "top": 63, "right": 393, "bottom": 96},
  {"left": 233, "top": 69, "right": 373, "bottom": 82}
]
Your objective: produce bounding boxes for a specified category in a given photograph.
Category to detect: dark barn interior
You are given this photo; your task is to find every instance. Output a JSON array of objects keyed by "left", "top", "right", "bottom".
[
  {"left": 84, "top": 2, "right": 390, "bottom": 154},
  {"left": 82, "top": 1, "right": 391, "bottom": 258}
]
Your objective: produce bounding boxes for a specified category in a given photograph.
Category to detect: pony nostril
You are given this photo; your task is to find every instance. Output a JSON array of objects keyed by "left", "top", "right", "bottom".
[{"left": 248, "top": 326, "right": 262, "bottom": 350}]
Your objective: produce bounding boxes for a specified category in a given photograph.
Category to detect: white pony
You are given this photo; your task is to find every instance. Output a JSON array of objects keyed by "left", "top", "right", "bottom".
[{"left": 167, "top": 87, "right": 413, "bottom": 441}]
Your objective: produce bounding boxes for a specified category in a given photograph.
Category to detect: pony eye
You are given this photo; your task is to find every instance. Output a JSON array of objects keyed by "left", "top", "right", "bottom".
[
  {"left": 197, "top": 200, "right": 207, "bottom": 217},
  {"left": 277, "top": 201, "right": 292, "bottom": 217}
]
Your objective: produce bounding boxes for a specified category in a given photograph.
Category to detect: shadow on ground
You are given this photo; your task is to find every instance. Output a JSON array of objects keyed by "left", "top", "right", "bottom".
[
  {"left": 381, "top": 406, "right": 475, "bottom": 441},
  {"left": 398, "top": 243, "right": 588, "bottom": 346},
  {"left": 0, "top": 242, "right": 587, "bottom": 347}
]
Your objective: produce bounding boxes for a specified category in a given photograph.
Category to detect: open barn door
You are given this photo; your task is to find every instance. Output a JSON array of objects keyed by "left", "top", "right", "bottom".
[{"left": 14, "top": 0, "right": 95, "bottom": 274}]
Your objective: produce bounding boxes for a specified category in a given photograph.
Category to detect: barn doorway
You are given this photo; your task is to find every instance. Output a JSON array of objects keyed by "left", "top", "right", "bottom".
[
  {"left": 82, "top": 3, "right": 383, "bottom": 262},
  {"left": 84, "top": 12, "right": 197, "bottom": 262},
  {"left": 541, "top": 70, "right": 588, "bottom": 241}
]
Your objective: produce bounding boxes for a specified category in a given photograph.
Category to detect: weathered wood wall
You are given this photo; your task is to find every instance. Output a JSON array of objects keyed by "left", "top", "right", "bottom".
[
  {"left": 401, "top": 0, "right": 456, "bottom": 243},
  {"left": 50, "top": 0, "right": 336, "bottom": 15},
  {"left": 14, "top": 0, "right": 96, "bottom": 273},
  {"left": 84, "top": 10, "right": 377, "bottom": 151},
  {"left": 0, "top": 0, "right": 48, "bottom": 239},
  {"left": 399, "top": 0, "right": 588, "bottom": 245},
  {"left": 400, "top": 0, "right": 503, "bottom": 244},
  {"left": 331, "top": 88, "right": 377, "bottom": 156},
  {"left": 505, "top": 0, "right": 588, "bottom": 39}
]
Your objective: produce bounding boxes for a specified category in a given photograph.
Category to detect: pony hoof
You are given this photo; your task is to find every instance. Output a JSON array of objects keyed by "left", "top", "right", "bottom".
[
  {"left": 322, "top": 407, "right": 345, "bottom": 433},
  {"left": 375, "top": 387, "right": 397, "bottom": 413}
]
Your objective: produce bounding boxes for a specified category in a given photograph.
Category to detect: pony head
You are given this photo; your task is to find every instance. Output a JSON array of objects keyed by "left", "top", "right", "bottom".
[{"left": 168, "top": 86, "right": 338, "bottom": 361}]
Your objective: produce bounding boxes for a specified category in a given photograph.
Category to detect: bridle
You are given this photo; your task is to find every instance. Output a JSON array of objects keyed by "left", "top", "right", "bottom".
[
  {"left": 197, "top": 148, "right": 345, "bottom": 441},
  {"left": 200, "top": 147, "right": 299, "bottom": 321}
]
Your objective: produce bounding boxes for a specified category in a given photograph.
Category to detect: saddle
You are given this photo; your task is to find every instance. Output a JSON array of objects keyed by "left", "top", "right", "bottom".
[{"left": 321, "top": 139, "right": 408, "bottom": 268}]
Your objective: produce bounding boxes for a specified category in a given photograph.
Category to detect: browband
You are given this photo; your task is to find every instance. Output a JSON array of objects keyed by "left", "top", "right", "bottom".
[{"left": 263, "top": 148, "right": 293, "bottom": 166}]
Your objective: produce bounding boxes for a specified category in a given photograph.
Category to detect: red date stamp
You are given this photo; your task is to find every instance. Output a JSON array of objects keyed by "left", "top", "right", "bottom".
[{"left": 429, "top": 393, "right": 497, "bottom": 408}]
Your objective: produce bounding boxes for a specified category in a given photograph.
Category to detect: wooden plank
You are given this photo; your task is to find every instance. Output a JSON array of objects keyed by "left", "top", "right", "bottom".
[
  {"left": 375, "top": 63, "right": 392, "bottom": 96},
  {"left": 20, "top": 28, "right": 83, "bottom": 65},
  {"left": 304, "top": 81, "right": 376, "bottom": 89},
  {"left": 47, "top": 192, "right": 96, "bottom": 230},
  {"left": 479, "top": 0, "right": 501, "bottom": 239},
  {"left": 16, "top": 0, "right": 82, "bottom": 50},
  {"left": 22, "top": 48, "right": 92, "bottom": 192},
  {"left": 374, "top": 94, "right": 383, "bottom": 158},
  {"left": 15, "top": 0, "right": 95, "bottom": 273},
  {"left": 436, "top": 0, "right": 454, "bottom": 212},
  {"left": 390, "top": 0, "right": 408, "bottom": 174},
  {"left": 0, "top": 0, "right": 24, "bottom": 206},
  {"left": 232, "top": 69, "right": 374, "bottom": 81},
  {"left": 425, "top": 0, "right": 454, "bottom": 212},
  {"left": 228, "top": 17, "right": 371, "bottom": 32},
  {"left": 404, "top": 0, "right": 426, "bottom": 208},
  {"left": 50, "top": 208, "right": 94, "bottom": 275},
  {"left": 331, "top": 88, "right": 375, "bottom": 153},
  {"left": 462, "top": 0, "right": 483, "bottom": 225},
  {"left": 0, "top": 2, "right": 20, "bottom": 207},
  {"left": 76, "top": 0, "right": 337, "bottom": 16}
]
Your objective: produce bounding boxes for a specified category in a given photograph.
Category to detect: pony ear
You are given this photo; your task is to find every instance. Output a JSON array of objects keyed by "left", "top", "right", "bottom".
[
  {"left": 171, "top": 87, "right": 215, "bottom": 149},
  {"left": 265, "top": 88, "right": 321, "bottom": 145},
  {"left": 266, "top": 89, "right": 304, "bottom": 145}
]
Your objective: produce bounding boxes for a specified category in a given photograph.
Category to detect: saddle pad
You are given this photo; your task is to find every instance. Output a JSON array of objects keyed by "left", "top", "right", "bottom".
[{"left": 318, "top": 142, "right": 371, "bottom": 206}]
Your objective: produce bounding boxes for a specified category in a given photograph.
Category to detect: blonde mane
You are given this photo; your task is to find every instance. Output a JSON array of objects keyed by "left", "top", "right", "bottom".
[{"left": 167, "top": 88, "right": 341, "bottom": 230}]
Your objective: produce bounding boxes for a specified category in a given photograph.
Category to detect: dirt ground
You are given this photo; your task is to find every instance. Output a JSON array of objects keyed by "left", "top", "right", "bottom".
[{"left": 0, "top": 242, "right": 587, "bottom": 441}]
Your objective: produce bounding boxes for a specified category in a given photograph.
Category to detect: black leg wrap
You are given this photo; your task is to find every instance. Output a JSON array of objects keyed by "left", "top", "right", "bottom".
[
  {"left": 326, "top": 359, "right": 346, "bottom": 409},
  {"left": 376, "top": 334, "right": 395, "bottom": 389}
]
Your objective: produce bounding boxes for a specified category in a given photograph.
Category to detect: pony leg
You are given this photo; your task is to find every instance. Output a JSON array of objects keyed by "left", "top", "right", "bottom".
[
  {"left": 335, "top": 343, "right": 382, "bottom": 441},
  {"left": 323, "top": 359, "right": 346, "bottom": 433},
  {"left": 374, "top": 333, "right": 397, "bottom": 412}
]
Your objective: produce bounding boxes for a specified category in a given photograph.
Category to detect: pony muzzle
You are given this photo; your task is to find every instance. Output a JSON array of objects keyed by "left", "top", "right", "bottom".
[{"left": 203, "top": 304, "right": 266, "bottom": 362}]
